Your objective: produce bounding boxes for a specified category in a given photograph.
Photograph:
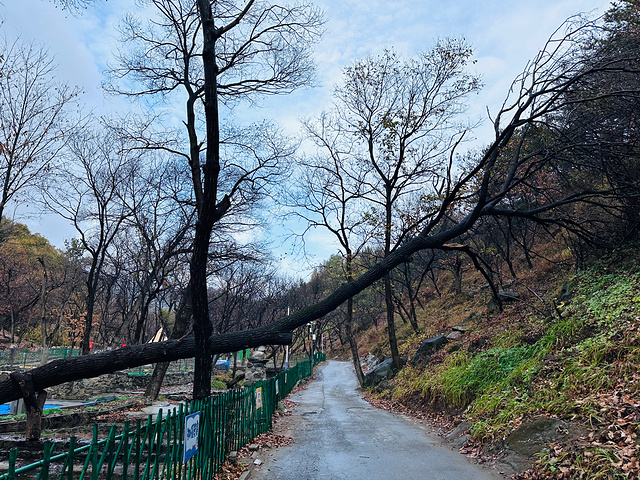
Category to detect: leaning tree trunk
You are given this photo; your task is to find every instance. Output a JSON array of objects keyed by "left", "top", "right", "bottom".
[
  {"left": 384, "top": 199, "right": 401, "bottom": 370},
  {"left": 1, "top": 222, "right": 487, "bottom": 407},
  {"left": 344, "top": 256, "right": 365, "bottom": 386}
]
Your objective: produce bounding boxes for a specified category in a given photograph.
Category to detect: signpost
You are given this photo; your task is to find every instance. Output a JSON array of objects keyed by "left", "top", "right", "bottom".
[
  {"left": 256, "top": 387, "right": 263, "bottom": 410},
  {"left": 183, "top": 412, "right": 200, "bottom": 463}
]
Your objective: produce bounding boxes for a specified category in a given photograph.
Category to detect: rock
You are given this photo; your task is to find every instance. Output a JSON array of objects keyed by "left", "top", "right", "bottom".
[
  {"left": 468, "top": 337, "right": 487, "bottom": 353},
  {"left": 361, "top": 354, "right": 380, "bottom": 372},
  {"left": 253, "top": 459, "right": 262, "bottom": 466},
  {"left": 411, "top": 335, "right": 448, "bottom": 365},
  {"left": 244, "top": 347, "right": 268, "bottom": 386},
  {"left": 363, "top": 359, "right": 397, "bottom": 387},
  {"left": 373, "top": 379, "right": 391, "bottom": 393},
  {"left": 446, "top": 330, "right": 463, "bottom": 341},
  {"left": 249, "top": 349, "right": 266, "bottom": 363},
  {"left": 505, "top": 417, "right": 568, "bottom": 457},
  {"left": 228, "top": 451, "right": 238, "bottom": 464},
  {"left": 94, "top": 395, "right": 118, "bottom": 404},
  {"left": 445, "top": 421, "right": 470, "bottom": 442},
  {"left": 558, "top": 282, "right": 572, "bottom": 301},
  {"left": 498, "top": 290, "right": 519, "bottom": 301},
  {"left": 248, "top": 443, "right": 260, "bottom": 451},
  {"left": 451, "top": 434, "right": 471, "bottom": 450}
]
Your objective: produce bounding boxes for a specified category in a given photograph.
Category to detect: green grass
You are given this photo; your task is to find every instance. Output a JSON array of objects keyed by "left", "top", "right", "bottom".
[{"left": 392, "top": 260, "right": 640, "bottom": 443}]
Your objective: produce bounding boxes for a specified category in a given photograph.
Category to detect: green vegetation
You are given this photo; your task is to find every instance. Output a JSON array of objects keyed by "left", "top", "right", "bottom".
[
  {"left": 210, "top": 379, "right": 227, "bottom": 390},
  {"left": 387, "top": 256, "right": 640, "bottom": 477}
]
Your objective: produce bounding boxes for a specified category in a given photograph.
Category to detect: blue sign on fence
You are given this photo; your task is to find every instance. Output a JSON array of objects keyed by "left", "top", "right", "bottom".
[{"left": 183, "top": 412, "right": 200, "bottom": 463}]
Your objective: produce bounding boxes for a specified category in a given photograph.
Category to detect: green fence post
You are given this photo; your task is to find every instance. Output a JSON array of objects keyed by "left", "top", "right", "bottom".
[
  {"left": 120, "top": 422, "right": 130, "bottom": 480},
  {"left": 7, "top": 448, "right": 18, "bottom": 480},
  {"left": 37, "top": 440, "right": 54, "bottom": 480},
  {"left": 90, "top": 424, "right": 99, "bottom": 480},
  {"left": 65, "top": 436, "right": 76, "bottom": 480},
  {"left": 133, "top": 419, "right": 142, "bottom": 480}
]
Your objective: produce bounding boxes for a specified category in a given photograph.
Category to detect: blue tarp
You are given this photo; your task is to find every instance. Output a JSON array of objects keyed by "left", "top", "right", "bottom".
[
  {"left": 0, "top": 403, "right": 62, "bottom": 415},
  {"left": 215, "top": 359, "right": 230, "bottom": 371}
]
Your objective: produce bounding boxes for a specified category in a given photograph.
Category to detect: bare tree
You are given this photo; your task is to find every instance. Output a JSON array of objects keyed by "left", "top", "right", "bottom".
[
  {"left": 0, "top": 39, "right": 80, "bottom": 228},
  {"left": 111, "top": 156, "right": 193, "bottom": 345},
  {"left": 106, "top": 0, "right": 323, "bottom": 398},
  {"left": 304, "top": 44, "right": 481, "bottom": 368},
  {"left": 41, "top": 124, "right": 135, "bottom": 354},
  {"left": 287, "top": 114, "right": 374, "bottom": 385}
]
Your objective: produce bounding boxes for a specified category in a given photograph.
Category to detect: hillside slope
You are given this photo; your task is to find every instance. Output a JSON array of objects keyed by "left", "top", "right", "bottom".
[{"left": 361, "top": 249, "right": 640, "bottom": 478}]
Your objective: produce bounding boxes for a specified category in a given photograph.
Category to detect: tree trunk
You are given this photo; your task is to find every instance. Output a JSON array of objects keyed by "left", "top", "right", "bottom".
[
  {"left": 404, "top": 273, "right": 420, "bottom": 333},
  {"left": 145, "top": 289, "right": 192, "bottom": 401},
  {"left": 25, "top": 390, "right": 47, "bottom": 440},
  {"left": 144, "top": 361, "right": 170, "bottom": 402},
  {"left": 38, "top": 258, "right": 48, "bottom": 351},
  {"left": 385, "top": 273, "right": 401, "bottom": 369},
  {"left": 384, "top": 194, "right": 401, "bottom": 369},
  {"left": 81, "top": 256, "right": 101, "bottom": 355},
  {"left": 346, "top": 297, "right": 364, "bottom": 387},
  {"left": 10, "top": 307, "right": 15, "bottom": 344},
  {"left": 25, "top": 390, "right": 47, "bottom": 441},
  {"left": 452, "top": 253, "right": 463, "bottom": 295},
  {"left": 10, "top": 371, "right": 48, "bottom": 440},
  {"left": 191, "top": 0, "right": 228, "bottom": 401}
]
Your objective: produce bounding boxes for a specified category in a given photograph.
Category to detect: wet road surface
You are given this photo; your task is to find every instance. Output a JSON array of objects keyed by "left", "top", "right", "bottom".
[{"left": 250, "top": 360, "right": 501, "bottom": 480}]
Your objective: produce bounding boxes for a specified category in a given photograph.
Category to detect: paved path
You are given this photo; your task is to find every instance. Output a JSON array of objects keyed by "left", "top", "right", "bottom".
[{"left": 250, "top": 360, "right": 501, "bottom": 480}]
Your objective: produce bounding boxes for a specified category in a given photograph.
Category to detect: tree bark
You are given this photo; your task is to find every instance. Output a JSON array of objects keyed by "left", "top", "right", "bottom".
[
  {"left": 10, "top": 371, "right": 48, "bottom": 440},
  {"left": 345, "top": 297, "right": 364, "bottom": 387},
  {"left": 384, "top": 190, "right": 401, "bottom": 369},
  {"left": 25, "top": 390, "right": 47, "bottom": 440},
  {"left": 144, "top": 289, "right": 192, "bottom": 400},
  {"left": 0, "top": 328, "right": 292, "bottom": 403}
]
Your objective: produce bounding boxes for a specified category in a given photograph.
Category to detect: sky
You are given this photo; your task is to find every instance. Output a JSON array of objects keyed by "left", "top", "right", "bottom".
[{"left": 1, "top": 0, "right": 612, "bottom": 278}]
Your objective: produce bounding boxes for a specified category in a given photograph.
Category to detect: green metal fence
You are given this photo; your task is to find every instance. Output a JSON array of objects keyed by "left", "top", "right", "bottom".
[
  {"left": 0, "top": 352, "right": 325, "bottom": 480},
  {"left": 0, "top": 347, "right": 81, "bottom": 371},
  {"left": 0, "top": 348, "right": 311, "bottom": 375}
]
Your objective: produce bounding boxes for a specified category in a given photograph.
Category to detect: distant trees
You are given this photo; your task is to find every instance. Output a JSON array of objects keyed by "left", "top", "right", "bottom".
[
  {"left": 558, "top": 1, "right": 640, "bottom": 243},
  {"left": 41, "top": 124, "right": 136, "bottom": 354},
  {"left": 287, "top": 116, "right": 374, "bottom": 385},
  {"left": 0, "top": 39, "right": 80, "bottom": 229},
  {"left": 0, "top": 221, "right": 71, "bottom": 347},
  {"left": 301, "top": 44, "right": 481, "bottom": 368}
]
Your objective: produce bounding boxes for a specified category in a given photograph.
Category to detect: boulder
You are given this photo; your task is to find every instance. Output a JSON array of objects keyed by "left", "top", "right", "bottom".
[
  {"left": 411, "top": 334, "right": 448, "bottom": 366},
  {"left": 505, "top": 417, "right": 567, "bottom": 457},
  {"left": 446, "top": 330, "right": 463, "bottom": 341},
  {"left": 498, "top": 290, "right": 520, "bottom": 301},
  {"left": 244, "top": 347, "right": 268, "bottom": 387},
  {"left": 363, "top": 358, "right": 395, "bottom": 387},
  {"left": 361, "top": 353, "right": 380, "bottom": 372}
]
